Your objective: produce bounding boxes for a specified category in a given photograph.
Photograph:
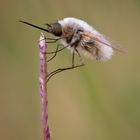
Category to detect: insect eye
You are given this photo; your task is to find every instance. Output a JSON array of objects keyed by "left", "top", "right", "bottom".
[{"left": 48, "top": 22, "right": 62, "bottom": 36}]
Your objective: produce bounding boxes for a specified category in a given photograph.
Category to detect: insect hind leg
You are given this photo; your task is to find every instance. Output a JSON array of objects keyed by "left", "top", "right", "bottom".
[{"left": 46, "top": 49, "right": 85, "bottom": 83}]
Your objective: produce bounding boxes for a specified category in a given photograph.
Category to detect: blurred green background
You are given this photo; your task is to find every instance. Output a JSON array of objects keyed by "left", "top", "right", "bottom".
[{"left": 0, "top": 0, "right": 140, "bottom": 140}]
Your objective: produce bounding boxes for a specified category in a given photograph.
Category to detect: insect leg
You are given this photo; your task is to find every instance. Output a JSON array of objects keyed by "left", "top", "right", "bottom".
[
  {"left": 75, "top": 48, "right": 84, "bottom": 65},
  {"left": 39, "top": 37, "right": 58, "bottom": 43},
  {"left": 72, "top": 49, "right": 75, "bottom": 67},
  {"left": 47, "top": 50, "right": 75, "bottom": 78},
  {"left": 47, "top": 44, "right": 60, "bottom": 62},
  {"left": 46, "top": 49, "right": 85, "bottom": 83},
  {"left": 47, "top": 64, "right": 84, "bottom": 83},
  {"left": 45, "top": 36, "right": 67, "bottom": 43},
  {"left": 46, "top": 34, "right": 85, "bottom": 82},
  {"left": 39, "top": 37, "right": 61, "bottom": 43},
  {"left": 47, "top": 44, "right": 66, "bottom": 62},
  {"left": 46, "top": 44, "right": 66, "bottom": 54}
]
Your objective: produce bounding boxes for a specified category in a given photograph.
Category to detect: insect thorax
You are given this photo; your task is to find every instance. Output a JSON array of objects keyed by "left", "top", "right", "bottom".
[{"left": 61, "top": 24, "right": 84, "bottom": 46}]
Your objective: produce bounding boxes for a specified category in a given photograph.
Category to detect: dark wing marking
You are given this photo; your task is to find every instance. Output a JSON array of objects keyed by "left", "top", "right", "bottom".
[{"left": 82, "top": 31, "right": 127, "bottom": 53}]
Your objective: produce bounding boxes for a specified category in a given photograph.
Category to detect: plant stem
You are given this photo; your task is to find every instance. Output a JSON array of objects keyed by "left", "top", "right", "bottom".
[{"left": 39, "top": 33, "right": 50, "bottom": 140}]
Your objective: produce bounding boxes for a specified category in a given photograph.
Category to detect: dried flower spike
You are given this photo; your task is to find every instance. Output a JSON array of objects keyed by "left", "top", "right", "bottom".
[{"left": 39, "top": 33, "right": 50, "bottom": 140}]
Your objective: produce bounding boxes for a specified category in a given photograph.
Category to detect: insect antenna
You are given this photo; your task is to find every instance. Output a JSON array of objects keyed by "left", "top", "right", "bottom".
[{"left": 45, "top": 23, "right": 51, "bottom": 27}]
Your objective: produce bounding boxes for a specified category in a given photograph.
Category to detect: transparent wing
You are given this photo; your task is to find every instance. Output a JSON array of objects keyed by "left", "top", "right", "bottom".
[{"left": 82, "top": 31, "right": 127, "bottom": 53}]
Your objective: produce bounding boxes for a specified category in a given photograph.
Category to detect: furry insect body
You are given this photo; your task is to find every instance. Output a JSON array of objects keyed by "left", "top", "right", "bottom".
[
  {"left": 20, "top": 17, "right": 126, "bottom": 81},
  {"left": 58, "top": 18, "right": 113, "bottom": 61},
  {"left": 20, "top": 17, "right": 125, "bottom": 61}
]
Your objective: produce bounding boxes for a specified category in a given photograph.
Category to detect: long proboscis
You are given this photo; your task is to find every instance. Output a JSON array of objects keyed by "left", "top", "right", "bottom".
[{"left": 19, "top": 20, "right": 49, "bottom": 32}]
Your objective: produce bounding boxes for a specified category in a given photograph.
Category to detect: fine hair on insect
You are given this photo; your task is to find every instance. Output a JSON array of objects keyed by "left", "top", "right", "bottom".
[{"left": 20, "top": 17, "right": 126, "bottom": 82}]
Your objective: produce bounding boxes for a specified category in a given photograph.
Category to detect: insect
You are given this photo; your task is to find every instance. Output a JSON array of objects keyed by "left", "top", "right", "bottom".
[{"left": 20, "top": 17, "right": 126, "bottom": 81}]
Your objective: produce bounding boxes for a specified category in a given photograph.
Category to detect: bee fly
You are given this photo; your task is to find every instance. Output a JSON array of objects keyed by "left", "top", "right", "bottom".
[{"left": 20, "top": 17, "right": 126, "bottom": 81}]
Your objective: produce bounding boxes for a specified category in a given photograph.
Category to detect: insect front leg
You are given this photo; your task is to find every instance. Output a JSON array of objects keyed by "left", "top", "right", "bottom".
[
  {"left": 39, "top": 37, "right": 59, "bottom": 43},
  {"left": 46, "top": 44, "right": 66, "bottom": 55}
]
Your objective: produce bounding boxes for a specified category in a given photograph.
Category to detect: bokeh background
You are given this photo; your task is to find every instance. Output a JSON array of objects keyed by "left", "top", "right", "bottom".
[{"left": 0, "top": 0, "right": 140, "bottom": 140}]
